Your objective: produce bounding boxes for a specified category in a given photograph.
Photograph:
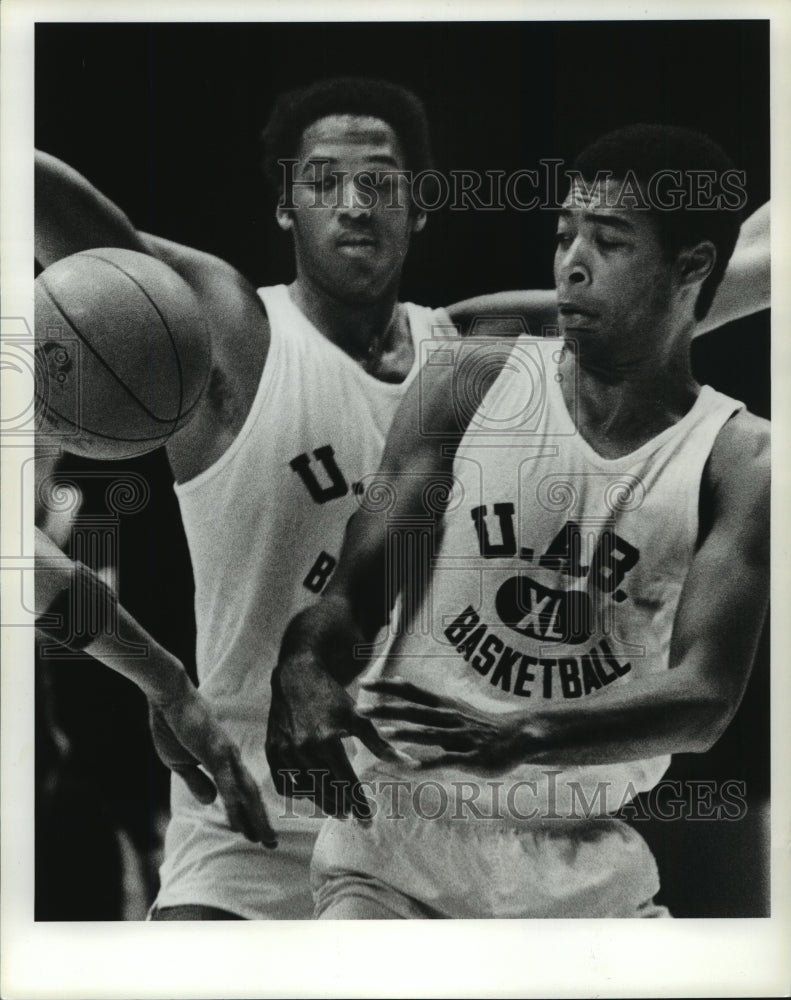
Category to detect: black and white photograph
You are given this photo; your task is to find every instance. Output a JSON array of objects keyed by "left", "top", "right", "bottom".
[{"left": 1, "top": 2, "right": 789, "bottom": 997}]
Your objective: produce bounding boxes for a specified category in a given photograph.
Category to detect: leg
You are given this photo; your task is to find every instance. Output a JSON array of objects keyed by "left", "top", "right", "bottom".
[
  {"left": 149, "top": 904, "right": 245, "bottom": 920},
  {"left": 313, "top": 871, "right": 438, "bottom": 920},
  {"left": 511, "top": 819, "right": 668, "bottom": 918},
  {"left": 317, "top": 892, "right": 407, "bottom": 920},
  {"left": 634, "top": 896, "right": 672, "bottom": 918}
]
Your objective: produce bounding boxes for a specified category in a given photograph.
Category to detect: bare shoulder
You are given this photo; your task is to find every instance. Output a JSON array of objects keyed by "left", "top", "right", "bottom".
[
  {"left": 704, "top": 409, "right": 770, "bottom": 559},
  {"left": 142, "top": 233, "right": 267, "bottom": 334},
  {"left": 143, "top": 235, "right": 272, "bottom": 481},
  {"left": 709, "top": 409, "right": 770, "bottom": 490}
]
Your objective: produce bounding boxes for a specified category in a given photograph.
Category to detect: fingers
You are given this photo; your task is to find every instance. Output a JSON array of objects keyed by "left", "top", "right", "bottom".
[
  {"left": 413, "top": 751, "right": 476, "bottom": 770},
  {"left": 416, "top": 750, "right": 500, "bottom": 777},
  {"left": 267, "top": 735, "right": 333, "bottom": 810},
  {"left": 281, "top": 745, "right": 366, "bottom": 821},
  {"left": 214, "top": 752, "right": 278, "bottom": 848},
  {"left": 152, "top": 692, "right": 278, "bottom": 846},
  {"left": 267, "top": 730, "right": 374, "bottom": 821},
  {"left": 174, "top": 764, "right": 218, "bottom": 804},
  {"left": 361, "top": 677, "right": 443, "bottom": 708},
  {"left": 320, "top": 740, "right": 371, "bottom": 821},
  {"left": 266, "top": 739, "right": 317, "bottom": 799},
  {"left": 350, "top": 713, "right": 419, "bottom": 767},
  {"left": 358, "top": 701, "right": 462, "bottom": 728},
  {"left": 350, "top": 713, "right": 400, "bottom": 759},
  {"left": 265, "top": 737, "right": 291, "bottom": 798},
  {"left": 377, "top": 725, "right": 476, "bottom": 751},
  {"left": 276, "top": 767, "right": 305, "bottom": 800}
]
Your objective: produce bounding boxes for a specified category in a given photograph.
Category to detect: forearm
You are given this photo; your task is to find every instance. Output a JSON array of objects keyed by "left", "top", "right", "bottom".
[
  {"left": 695, "top": 201, "right": 770, "bottom": 336},
  {"left": 278, "top": 367, "right": 459, "bottom": 689},
  {"left": 696, "top": 246, "right": 770, "bottom": 335},
  {"left": 35, "top": 530, "right": 190, "bottom": 704},
  {"left": 35, "top": 150, "right": 147, "bottom": 268},
  {"left": 527, "top": 422, "right": 767, "bottom": 767},
  {"left": 277, "top": 594, "right": 372, "bottom": 687},
  {"left": 446, "top": 289, "right": 558, "bottom": 337},
  {"left": 83, "top": 609, "right": 192, "bottom": 706},
  {"left": 522, "top": 669, "right": 729, "bottom": 766}
]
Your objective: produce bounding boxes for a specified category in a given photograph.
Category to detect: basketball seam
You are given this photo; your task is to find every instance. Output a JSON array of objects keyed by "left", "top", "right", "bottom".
[
  {"left": 78, "top": 251, "right": 208, "bottom": 424},
  {"left": 38, "top": 277, "right": 181, "bottom": 425},
  {"left": 36, "top": 400, "right": 172, "bottom": 445}
]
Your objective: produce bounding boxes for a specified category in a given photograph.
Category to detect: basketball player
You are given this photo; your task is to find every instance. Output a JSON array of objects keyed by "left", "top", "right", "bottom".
[
  {"left": 37, "top": 76, "right": 768, "bottom": 919},
  {"left": 36, "top": 77, "right": 451, "bottom": 919},
  {"left": 267, "top": 124, "right": 770, "bottom": 918}
]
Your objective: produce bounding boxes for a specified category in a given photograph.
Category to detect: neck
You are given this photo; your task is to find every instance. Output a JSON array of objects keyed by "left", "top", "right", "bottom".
[
  {"left": 560, "top": 328, "right": 699, "bottom": 450},
  {"left": 289, "top": 274, "right": 401, "bottom": 364}
]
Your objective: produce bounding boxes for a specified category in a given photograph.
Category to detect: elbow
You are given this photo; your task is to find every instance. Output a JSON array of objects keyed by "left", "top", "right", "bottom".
[{"left": 686, "top": 695, "right": 736, "bottom": 753}]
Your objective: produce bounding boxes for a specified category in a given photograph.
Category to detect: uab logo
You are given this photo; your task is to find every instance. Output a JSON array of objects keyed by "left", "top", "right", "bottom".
[
  {"left": 495, "top": 576, "right": 593, "bottom": 644},
  {"left": 472, "top": 511, "right": 641, "bottom": 643},
  {"left": 289, "top": 444, "right": 348, "bottom": 504}
]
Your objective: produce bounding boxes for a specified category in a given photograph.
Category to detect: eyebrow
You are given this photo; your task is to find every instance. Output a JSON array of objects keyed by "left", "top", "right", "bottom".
[
  {"left": 558, "top": 208, "right": 636, "bottom": 232},
  {"left": 302, "top": 155, "right": 402, "bottom": 168}
]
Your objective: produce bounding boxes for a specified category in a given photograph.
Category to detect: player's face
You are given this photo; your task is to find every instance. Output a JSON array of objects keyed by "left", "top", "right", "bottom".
[
  {"left": 554, "top": 179, "right": 675, "bottom": 355},
  {"left": 278, "top": 114, "right": 424, "bottom": 304}
]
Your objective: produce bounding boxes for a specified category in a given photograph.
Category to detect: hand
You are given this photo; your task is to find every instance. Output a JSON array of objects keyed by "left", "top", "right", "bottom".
[
  {"left": 359, "top": 676, "right": 527, "bottom": 777},
  {"left": 149, "top": 676, "right": 277, "bottom": 847},
  {"left": 266, "top": 651, "right": 401, "bottom": 820}
]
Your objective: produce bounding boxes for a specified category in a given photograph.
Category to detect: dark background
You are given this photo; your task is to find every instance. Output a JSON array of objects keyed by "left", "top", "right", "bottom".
[{"left": 35, "top": 21, "right": 770, "bottom": 918}]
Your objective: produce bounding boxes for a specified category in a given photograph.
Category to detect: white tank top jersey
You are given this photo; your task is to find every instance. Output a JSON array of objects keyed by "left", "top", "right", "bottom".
[
  {"left": 356, "top": 336, "right": 744, "bottom": 819},
  {"left": 156, "top": 285, "right": 452, "bottom": 917}
]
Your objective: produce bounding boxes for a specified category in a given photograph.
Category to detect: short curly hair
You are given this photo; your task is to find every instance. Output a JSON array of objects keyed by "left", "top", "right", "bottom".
[
  {"left": 573, "top": 124, "right": 744, "bottom": 320},
  {"left": 260, "top": 76, "right": 434, "bottom": 192}
]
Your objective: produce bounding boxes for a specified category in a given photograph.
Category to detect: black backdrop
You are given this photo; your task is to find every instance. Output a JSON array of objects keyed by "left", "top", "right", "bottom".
[{"left": 35, "top": 20, "right": 770, "bottom": 917}]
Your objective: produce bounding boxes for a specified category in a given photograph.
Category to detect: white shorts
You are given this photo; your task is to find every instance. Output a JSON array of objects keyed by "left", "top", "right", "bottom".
[
  {"left": 155, "top": 775, "right": 318, "bottom": 919},
  {"left": 311, "top": 810, "right": 668, "bottom": 919}
]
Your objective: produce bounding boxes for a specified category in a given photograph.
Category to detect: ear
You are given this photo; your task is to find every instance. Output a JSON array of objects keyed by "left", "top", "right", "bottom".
[
  {"left": 276, "top": 203, "right": 294, "bottom": 232},
  {"left": 676, "top": 241, "right": 716, "bottom": 287},
  {"left": 411, "top": 209, "right": 427, "bottom": 235}
]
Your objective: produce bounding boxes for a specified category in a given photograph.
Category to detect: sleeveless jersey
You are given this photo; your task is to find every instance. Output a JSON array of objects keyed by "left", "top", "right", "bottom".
[
  {"left": 357, "top": 336, "right": 744, "bottom": 819},
  {"left": 156, "top": 285, "right": 452, "bottom": 917}
]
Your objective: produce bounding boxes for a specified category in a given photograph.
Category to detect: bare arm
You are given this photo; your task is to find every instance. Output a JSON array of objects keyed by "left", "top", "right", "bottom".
[
  {"left": 35, "top": 526, "right": 276, "bottom": 845},
  {"left": 35, "top": 151, "right": 268, "bottom": 480},
  {"left": 446, "top": 289, "right": 558, "bottom": 338},
  {"left": 529, "top": 412, "right": 769, "bottom": 762},
  {"left": 281, "top": 348, "right": 465, "bottom": 670},
  {"left": 35, "top": 151, "right": 150, "bottom": 266},
  {"left": 367, "top": 411, "right": 770, "bottom": 770},
  {"left": 445, "top": 202, "right": 770, "bottom": 338},
  {"left": 35, "top": 150, "right": 256, "bottom": 305},
  {"left": 696, "top": 200, "right": 770, "bottom": 334}
]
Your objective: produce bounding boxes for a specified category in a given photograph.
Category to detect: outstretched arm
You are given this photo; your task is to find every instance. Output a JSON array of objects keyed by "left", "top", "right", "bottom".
[
  {"left": 35, "top": 526, "right": 276, "bottom": 846},
  {"left": 365, "top": 412, "right": 770, "bottom": 771},
  {"left": 35, "top": 150, "right": 254, "bottom": 305},
  {"left": 445, "top": 201, "right": 770, "bottom": 338},
  {"left": 35, "top": 151, "right": 268, "bottom": 483},
  {"left": 35, "top": 151, "right": 150, "bottom": 267},
  {"left": 446, "top": 289, "right": 557, "bottom": 338},
  {"left": 696, "top": 200, "right": 770, "bottom": 334}
]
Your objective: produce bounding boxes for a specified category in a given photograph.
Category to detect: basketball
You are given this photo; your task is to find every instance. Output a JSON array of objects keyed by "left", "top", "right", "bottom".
[{"left": 35, "top": 248, "right": 211, "bottom": 459}]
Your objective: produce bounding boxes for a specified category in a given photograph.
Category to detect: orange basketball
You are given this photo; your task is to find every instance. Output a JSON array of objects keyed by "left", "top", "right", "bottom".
[{"left": 35, "top": 248, "right": 210, "bottom": 459}]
